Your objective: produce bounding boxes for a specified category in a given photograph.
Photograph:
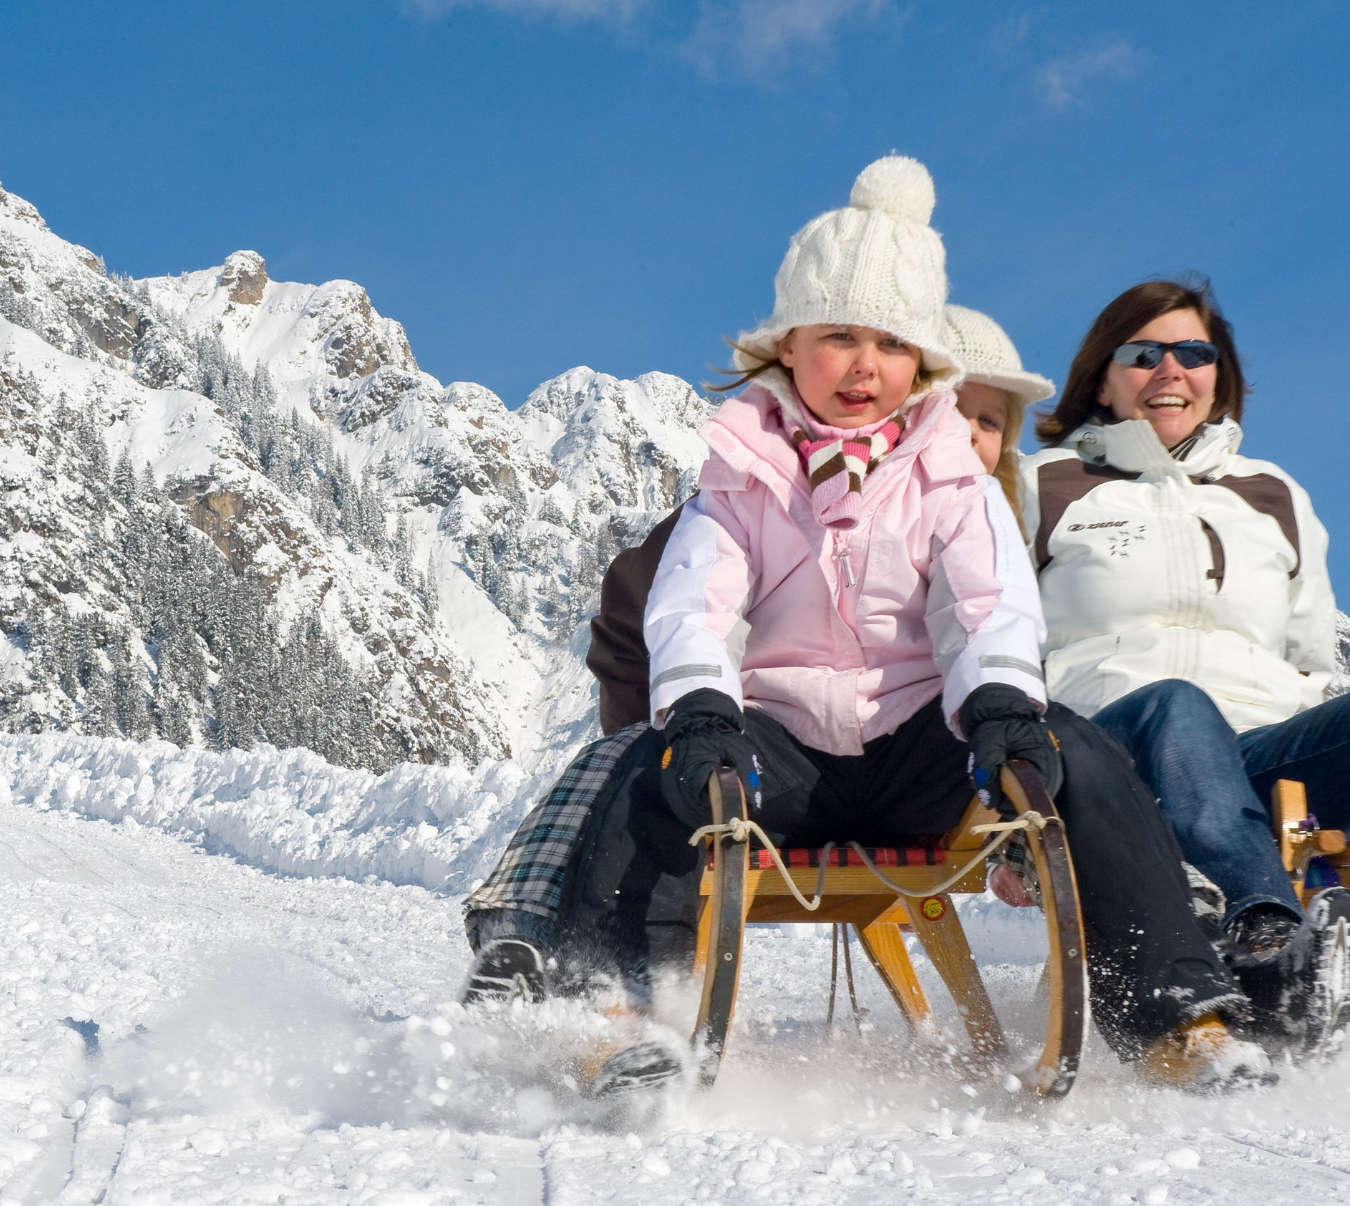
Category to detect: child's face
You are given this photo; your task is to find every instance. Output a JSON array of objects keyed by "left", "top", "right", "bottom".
[
  {"left": 956, "top": 383, "right": 1011, "bottom": 474},
  {"left": 777, "top": 325, "right": 920, "bottom": 429}
]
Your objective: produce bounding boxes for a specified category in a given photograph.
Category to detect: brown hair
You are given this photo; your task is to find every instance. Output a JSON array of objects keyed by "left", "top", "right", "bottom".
[{"left": 1034, "top": 279, "right": 1246, "bottom": 446}]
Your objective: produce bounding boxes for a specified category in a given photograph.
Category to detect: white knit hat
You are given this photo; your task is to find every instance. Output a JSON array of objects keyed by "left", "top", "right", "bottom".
[
  {"left": 943, "top": 304, "right": 1055, "bottom": 404},
  {"left": 734, "top": 156, "right": 961, "bottom": 386}
]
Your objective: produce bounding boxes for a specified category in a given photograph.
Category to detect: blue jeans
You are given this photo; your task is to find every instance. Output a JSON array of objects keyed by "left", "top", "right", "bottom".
[{"left": 1092, "top": 681, "right": 1350, "bottom": 926}]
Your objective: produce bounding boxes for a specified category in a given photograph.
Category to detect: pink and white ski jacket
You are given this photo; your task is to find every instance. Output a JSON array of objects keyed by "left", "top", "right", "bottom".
[{"left": 644, "top": 374, "right": 1047, "bottom": 755}]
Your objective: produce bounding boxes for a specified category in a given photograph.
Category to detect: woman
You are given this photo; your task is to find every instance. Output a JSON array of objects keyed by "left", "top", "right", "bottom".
[{"left": 1022, "top": 279, "right": 1350, "bottom": 1048}]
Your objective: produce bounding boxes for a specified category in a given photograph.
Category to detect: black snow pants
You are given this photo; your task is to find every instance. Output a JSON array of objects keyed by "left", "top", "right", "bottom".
[{"left": 546, "top": 697, "right": 1247, "bottom": 1057}]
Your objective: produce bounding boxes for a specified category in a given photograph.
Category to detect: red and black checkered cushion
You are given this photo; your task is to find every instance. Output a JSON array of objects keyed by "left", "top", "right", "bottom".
[
  {"left": 705, "top": 844, "right": 949, "bottom": 869},
  {"left": 750, "top": 845, "right": 946, "bottom": 869}
]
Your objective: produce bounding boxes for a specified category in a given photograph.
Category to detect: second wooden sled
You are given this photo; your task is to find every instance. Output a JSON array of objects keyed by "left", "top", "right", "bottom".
[
  {"left": 690, "top": 760, "right": 1087, "bottom": 1099},
  {"left": 1273, "top": 778, "right": 1350, "bottom": 904}
]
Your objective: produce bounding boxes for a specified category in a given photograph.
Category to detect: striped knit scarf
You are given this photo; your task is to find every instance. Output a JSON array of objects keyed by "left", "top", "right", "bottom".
[{"left": 778, "top": 393, "right": 904, "bottom": 530}]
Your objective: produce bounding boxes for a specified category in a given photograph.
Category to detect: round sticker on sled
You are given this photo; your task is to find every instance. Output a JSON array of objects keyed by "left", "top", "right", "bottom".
[{"left": 920, "top": 896, "right": 946, "bottom": 920}]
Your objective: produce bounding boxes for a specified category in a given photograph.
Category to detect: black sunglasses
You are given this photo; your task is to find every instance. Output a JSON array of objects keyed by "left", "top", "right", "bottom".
[{"left": 1111, "top": 339, "right": 1220, "bottom": 370}]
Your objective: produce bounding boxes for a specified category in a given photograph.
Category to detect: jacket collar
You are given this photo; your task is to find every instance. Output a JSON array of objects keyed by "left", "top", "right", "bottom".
[
  {"left": 698, "top": 371, "right": 979, "bottom": 507},
  {"left": 697, "top": 376, "right": 804, "bottom": 508},
  {"left": 1066, "top": 415, "right": 1243, "bottom": 479}
]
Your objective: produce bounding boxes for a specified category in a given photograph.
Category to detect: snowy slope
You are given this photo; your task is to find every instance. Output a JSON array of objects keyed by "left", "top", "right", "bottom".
[{"left": 1, "top": 731, "right": 1349, "bottom": 1204}]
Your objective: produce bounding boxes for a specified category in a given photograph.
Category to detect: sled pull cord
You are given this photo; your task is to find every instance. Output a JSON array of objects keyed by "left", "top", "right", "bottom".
[{"left": 688, "top": 812, "right": 1060, "bottom": 910}]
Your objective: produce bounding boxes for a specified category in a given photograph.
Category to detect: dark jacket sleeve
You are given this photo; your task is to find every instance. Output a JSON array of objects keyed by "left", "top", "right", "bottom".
[{"left": 587, "top": 503, "right": 686, "bottom": 734}]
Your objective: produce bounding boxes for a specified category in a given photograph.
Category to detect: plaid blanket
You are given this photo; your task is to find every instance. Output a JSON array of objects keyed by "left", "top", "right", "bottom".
[
  {"left": 991, "top": 831, "right": 1049, "bottom": 905},
  {"left": 463, "top": 724, "right": 647, "bottom": 924}
]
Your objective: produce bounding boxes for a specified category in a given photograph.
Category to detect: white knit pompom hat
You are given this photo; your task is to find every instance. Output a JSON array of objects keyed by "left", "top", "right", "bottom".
[
  {"left": 734, "top": 156, "right": 961, "bottom": 386},
  {"left": 942, "top": 304, "right": 1055, "bottom": 404}
]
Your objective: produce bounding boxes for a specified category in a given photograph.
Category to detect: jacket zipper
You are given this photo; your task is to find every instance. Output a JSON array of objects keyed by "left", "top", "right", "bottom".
[{"left": 832, "top": 532, "right": 856, "bottom": 587}]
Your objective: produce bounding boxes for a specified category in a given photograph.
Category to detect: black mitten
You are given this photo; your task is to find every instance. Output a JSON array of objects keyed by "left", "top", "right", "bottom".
[
  {"left": 658, "top": 689, "right": 764, "bottom": 828},
  {"left": 959, "top": 683, "right": 1063, "bottom": 820}
]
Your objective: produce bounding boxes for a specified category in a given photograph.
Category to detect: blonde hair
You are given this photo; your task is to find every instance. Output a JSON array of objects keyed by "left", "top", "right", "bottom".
[
  {"left": 991, "top": 389, "right": 1028, "bottom": 536},
  {"left": 708, "top": 340, "right": 783, "bottom": 393}
]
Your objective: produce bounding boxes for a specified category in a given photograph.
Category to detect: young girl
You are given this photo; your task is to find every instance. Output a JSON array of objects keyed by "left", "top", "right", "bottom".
[
  {"left": 464, "top": 301, "right": 1048, "bottom": 965},
  {"left": 942, "top": 303, "right": 1049, "bottom": 528},
  {"left": 584, "top": 303, "right": 1048, "bottom": 734},
  {"left": 464, "top": 161, "right": 1270, "bottom": 1090}
]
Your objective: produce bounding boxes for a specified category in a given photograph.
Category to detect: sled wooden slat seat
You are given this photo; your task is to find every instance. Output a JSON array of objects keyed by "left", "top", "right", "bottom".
[
  {"left": 740, "top": 845, "right": 949, "bottom": 867},
  {"left": 705, "top": 843, "right": 978, "bottom": 922},
  {"left": 1273, "top": 779, "right": 1350, "bottom": 903},
  {"left": 690, "top": 761, "right": 1087, "bottom": 1100}
]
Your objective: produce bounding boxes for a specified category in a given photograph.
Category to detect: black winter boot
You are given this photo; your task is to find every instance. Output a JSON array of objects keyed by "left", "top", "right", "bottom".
[
  {"left": 461, "top": 938, "right": 548, "bottom": 1006},
  {"left": 1225, "top": 904, "right": 1300, "bottom": 972},
  {"left": 1235, "top": 889, "right": 1350, "bottom": 1056}
]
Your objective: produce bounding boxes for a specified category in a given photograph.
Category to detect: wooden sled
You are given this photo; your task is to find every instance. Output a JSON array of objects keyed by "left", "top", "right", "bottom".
[
  {"left": 1273, "top": 778, "right": 1350, "bottom": 903},
  {"left": 691, "top": 760, "right": 1087, "bottom": 1099}
]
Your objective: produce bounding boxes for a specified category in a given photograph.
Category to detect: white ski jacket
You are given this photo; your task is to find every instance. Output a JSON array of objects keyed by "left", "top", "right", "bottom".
[{"left": 1021, "top": 417, "right": 1335, "bottom": 733}]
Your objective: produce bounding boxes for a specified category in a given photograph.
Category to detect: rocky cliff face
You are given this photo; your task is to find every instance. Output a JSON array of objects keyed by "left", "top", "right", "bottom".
[{"left": 0, "top": 186, "right": 197, "bottom": 391}]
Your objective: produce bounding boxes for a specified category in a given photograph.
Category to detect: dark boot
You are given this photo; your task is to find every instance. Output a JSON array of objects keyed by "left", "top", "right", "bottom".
[
  {"left": 1234, "top": 889, "right": 1350, "bottom": 1056},
  {"left": 461, "top": 938, "right": 547, "bottom": 1006},
  {"left": 1226, "top": 904, "right": 1300, "bottom": 974}
]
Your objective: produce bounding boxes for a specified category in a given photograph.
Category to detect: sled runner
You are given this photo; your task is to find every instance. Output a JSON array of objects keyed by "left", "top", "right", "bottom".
[
  {"left": 690, "top": 761, "right": 1087, "bottom": 1098},
  {"left": 1274, "top": 779, "right": 1350, "bottom": 903}
]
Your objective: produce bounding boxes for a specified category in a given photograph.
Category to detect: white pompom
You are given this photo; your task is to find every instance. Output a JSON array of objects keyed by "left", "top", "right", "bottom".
[{"left": 849, "top": 156, "right": 935, "bottom": 224}]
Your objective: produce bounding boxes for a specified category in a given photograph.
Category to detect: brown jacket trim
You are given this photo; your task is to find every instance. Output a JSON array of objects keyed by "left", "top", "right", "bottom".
[
  {"left": 1198, "top": 518, "right": 1225, "bottom": 588},
  {"left": 1207, "top": 472, "right": 1301, "bottom": 579},
  {"left": 586, "top": 503, "right": 685, "bottom": 734},
  {"left": 1034, "top": 459, "right": 1142, "bottom": 572}
]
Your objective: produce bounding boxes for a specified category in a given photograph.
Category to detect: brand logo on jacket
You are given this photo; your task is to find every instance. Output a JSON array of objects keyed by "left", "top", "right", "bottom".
[
  {"left": 1065, "top": 519, "right": 1148, "bottom": 557},
  {"left": 1106, "top": 524, "right": 1148, "bottom": 557}
]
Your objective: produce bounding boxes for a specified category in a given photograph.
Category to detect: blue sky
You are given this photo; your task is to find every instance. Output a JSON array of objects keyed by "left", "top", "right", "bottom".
[{"left": 6, "top": 0, "right": 1350, "bottom": 595}]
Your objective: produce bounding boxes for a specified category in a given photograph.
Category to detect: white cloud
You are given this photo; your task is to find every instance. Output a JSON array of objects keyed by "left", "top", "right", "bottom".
[
  {"left": 402, "top": 0, "right": 648, "bottom": 23},
  {"left": 401, "top": 0, "right": 907, "bottom": 78},
  {"left": 1038, "top": 37, "right": 1144, "bottom": 110},
  {"left": 988, "top": 8, "right": 1043, "bottom": 55},
  {"left": 681, "top": 0, "right": 902, "bottom": 78}
]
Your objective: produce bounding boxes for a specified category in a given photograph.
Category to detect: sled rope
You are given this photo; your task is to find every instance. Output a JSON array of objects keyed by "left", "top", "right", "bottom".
[
  {"left": 689, "top": 811, "right": 1059, "bottom": 911},
  {"left": 688, "top": 816, "right": 832, "bottom": 910},
  {"left": 826, "top": 923, "right": 863, "bottom": 1031}
]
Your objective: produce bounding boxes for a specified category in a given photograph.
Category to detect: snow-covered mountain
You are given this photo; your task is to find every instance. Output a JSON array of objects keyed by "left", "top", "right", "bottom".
[{"left": 0, "top": 181, "right": 709, "bottom": 773}]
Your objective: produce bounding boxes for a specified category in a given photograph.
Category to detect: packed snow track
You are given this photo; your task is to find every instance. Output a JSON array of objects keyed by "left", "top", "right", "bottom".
[{"left": 1, "top": 733, "right": 1349, "bottom": 1203}]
